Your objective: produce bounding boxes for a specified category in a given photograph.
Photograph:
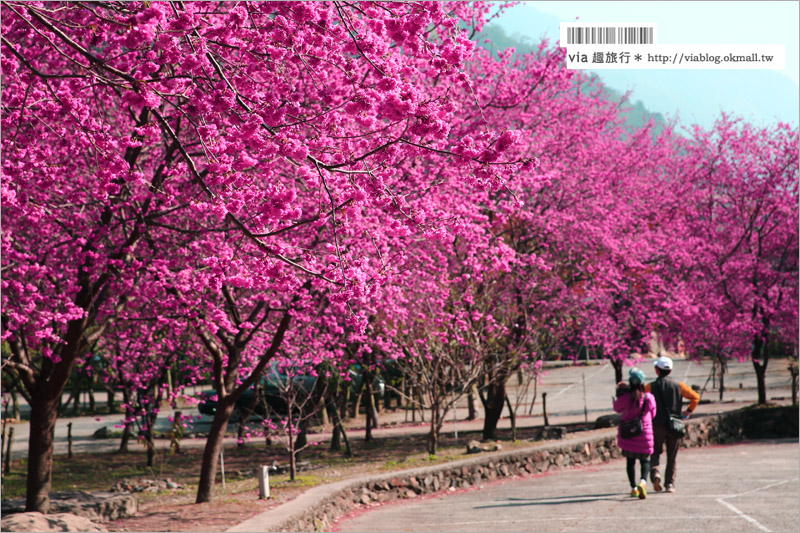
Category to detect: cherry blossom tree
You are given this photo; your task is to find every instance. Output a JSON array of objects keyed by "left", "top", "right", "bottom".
[
  {"left": 1, "top": 1, "right": 526, "bottom": 509},
  {"left": 672, "top": 117, "right": 799, "bottom": 403},
  {"left": 449, "top": 40, "right": 681, "bottom": 430}
]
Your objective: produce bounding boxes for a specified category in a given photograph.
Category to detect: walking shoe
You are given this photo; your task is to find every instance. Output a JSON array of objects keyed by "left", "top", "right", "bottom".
[
  {"left": 665, "top": 484, "right": 675, "bottom": 493},
  {"left": 652, "top": 471, "right": 663, "bottom": 492},
  {"left": 630, "top": 488, "right": 639, "bottom": 497},
  {"left": 637, "top": 481, "right": 647, "bottom": 499}
]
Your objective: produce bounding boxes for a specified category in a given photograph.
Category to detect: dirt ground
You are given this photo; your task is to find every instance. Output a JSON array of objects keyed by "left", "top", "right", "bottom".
[{"left": 5, "top": 419, "right": 532, "bottom": 533}]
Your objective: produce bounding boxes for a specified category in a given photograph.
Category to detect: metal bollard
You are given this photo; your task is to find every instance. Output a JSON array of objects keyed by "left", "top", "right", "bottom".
[{"left": 258, "top": 465, "right": 270, "bottom": 499}]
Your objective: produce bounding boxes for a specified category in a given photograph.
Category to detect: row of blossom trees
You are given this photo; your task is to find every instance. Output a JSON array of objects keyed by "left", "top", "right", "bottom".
[{"left": 2, "top": 1, "right": 797, "bottom": 511}]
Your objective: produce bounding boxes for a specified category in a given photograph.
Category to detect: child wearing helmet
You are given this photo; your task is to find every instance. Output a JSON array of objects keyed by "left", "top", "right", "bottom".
[{"left": 613, "top": 367, "right": 657, "bottom": 499}]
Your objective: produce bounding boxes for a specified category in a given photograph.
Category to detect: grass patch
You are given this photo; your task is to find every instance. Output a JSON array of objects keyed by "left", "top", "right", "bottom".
[{"left": 1, "top": 423, "right": 560, "bottom": 503}]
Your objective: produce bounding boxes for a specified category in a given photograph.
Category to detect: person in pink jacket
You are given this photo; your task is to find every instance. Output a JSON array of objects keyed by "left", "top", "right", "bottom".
[{"left": 614, "top": 367, "right": 657, "bottom": 499}]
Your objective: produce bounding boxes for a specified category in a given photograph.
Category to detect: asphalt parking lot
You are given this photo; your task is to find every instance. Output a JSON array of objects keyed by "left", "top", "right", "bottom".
[
  {"left": 332, "top": 440, "right": 799, "bottom": 533},
  {"left": 2, "top": 358, "right": 795, "bottom": 459}
]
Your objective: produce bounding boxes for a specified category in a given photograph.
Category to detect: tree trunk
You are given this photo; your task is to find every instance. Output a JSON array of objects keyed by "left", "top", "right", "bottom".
[
  {"left": 364, "top": 375, "right": 375, "bottom": 442},
  {"left": 196, "top": 400, "right": 236, "bottom": 503},
  {"left": 328, "top": 397, "right": 341, "bottom": 451},
  {"left": 288, "top": 411, "right": 297, "bottom": 481},
  {"left": 69, "top": 375, "right": 82, "bottom": 416},
  {"left": 119, "top": 390, "right": 133, "bottom": 453},
  {"left": 369, "top": 387, "right": 379, "bottom": 428},
  {"left": 467, "top": 386, "right": 477, "bottom": 420},
  {"left": 342, "top": 385, "right": 351, "bottom": 421},
  {"left": 427, "top": 406, "right": 439, "bottom": 455},
  {"left": 505, "top": 394, "right": 516, "bottom": 442},
  {"left": 144, "top": 407, "right": 159, "bottom": 467},
  {"left": 332, "top": 394, "right": 352, "bottom": 457},
  {"left": 12, "top": 391, "right": 21, "bottom": 420},
  {"left": 411, "top": 384, "right": 417, "bottom": 423},
  {"left": 106, "top": 387, "right": 117, "bottom": 413},
  {"left": 416, "top": 386, "right": 426, "bottom": 422},
  {"left": 294, "top": 420, "right": 308, "bottom": 451},
  {"left": 383, "top": 385, "right": 392, "bottom": 411},
  {"left": 88, "top": 383, "right": 96, "bottom": 413},
  {"left": 611, "top": 358, "right": 623, "bottom": 384},
  {"left": 482, "top": 379, "right": 506, "bottom": 441},
  {"left": 319, "top": 396, "right": 329, "bottom": 427},
  {"left": 25, "top": 394, "right": 60, "bottom": 513},
  {"left": 752, "top": 335, "right": 769, "bottom": 405},
  {"left": 145, "top": 426, "right": 156, "bottom": 467}
]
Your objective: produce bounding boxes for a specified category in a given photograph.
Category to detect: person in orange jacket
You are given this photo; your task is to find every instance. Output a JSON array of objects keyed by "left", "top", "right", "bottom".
[{"left": 644, "top": 356, "right": 700, "bottom": 493}]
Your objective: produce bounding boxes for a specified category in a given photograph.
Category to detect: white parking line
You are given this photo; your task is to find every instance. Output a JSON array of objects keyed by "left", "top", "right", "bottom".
[
  {"left": 682, "top": 359, "right": 692, "bottom": 382},
  {"left": 711, "top": 478, "right": 797, "bottom": 533},
  {"left": 716, "top": 498, "right": 771, "bottom": 532},
  {"left": 730, "top": 478, "right": 798, "bottom": 498},
  {"left": 717, "top": 477, "right": 798, "bottom": 532},
  {"left": 549, "top": 363, "right": 609, "bottom": 400}
]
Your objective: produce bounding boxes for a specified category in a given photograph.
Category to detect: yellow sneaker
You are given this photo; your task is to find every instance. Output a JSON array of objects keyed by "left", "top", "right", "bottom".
[
  {"left": 637, "top": 481, "right": 648, "bottom": 499},
  {"left": 630, "top": 488, "right": 639, "bottom": 497}
]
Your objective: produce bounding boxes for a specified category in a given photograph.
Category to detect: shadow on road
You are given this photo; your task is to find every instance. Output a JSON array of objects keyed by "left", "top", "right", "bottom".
[{"left": 474, "top": 493, "right": 624, "bottom": 508}]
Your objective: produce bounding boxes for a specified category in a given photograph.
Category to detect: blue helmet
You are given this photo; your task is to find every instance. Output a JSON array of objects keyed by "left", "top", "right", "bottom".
[{"left": 629, "top": 368, "right": 646, "bottom": 386}]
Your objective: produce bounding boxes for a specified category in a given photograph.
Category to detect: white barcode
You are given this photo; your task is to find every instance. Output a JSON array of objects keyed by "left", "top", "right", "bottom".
[{"left": 566, "top": 26, "right": 655, "bottom": 45}]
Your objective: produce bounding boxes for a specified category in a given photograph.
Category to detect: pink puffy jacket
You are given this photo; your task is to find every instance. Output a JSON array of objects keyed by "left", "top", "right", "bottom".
[{"left": 613, "top": 391, "right": 656, "bottom": 455}]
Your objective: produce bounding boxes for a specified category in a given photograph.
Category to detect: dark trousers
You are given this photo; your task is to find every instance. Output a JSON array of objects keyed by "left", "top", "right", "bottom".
[
  {"left": 626, "top": 457, "right": 651, "bottom": 487},
  {"left": 650, "top": 424, "right": 680, "bottom": 486}
]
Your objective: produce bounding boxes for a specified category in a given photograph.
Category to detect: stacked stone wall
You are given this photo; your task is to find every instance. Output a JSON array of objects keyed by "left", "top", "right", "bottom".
[{"left": 268, "top": 405, "right": 798, "bottom": 532}]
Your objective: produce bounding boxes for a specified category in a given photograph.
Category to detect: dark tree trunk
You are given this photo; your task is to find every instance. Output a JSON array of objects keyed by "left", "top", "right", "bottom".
[
  {"left": 342, "top": 385, "right": 351, "bottom": 421},
  {"left": 350, "top": 379, "right": 363, "bottom": 419},
  {"left": 294, "top": 420, "right": 308, "bottom": 451},
  {"left": 288, "top": 411, "right": 297, "bottom": 481},
  {"left": 328, "top": 397, "right": 341, "bottom": 451},
  {"left": 23, "top": 327, "right": 80, "bottom": 514},
  {"left": 196, "top": 400, "right": 236, "bottom": 503},
  {"left": 119, "top": 389, "right": 133, "bottom": 453},
  {"left": 467, "top": 387, "right": 477, "bottom": 420},
  {"left": 69, "top": 375, "right": 82, "bottom": 416},
  {"left": 88, "top": 383, "right": 96, "bottom": 413},
  {"left": 383, "top": 385, "right": 392, "bottom": 410},
  {"left": 12, "top": 390, "right": 21, "bottom": 420},
  {"left": 106, "top": 387, "right": 117, "bottom": 413},
  {"left": 145, "top": 425, "right": 156, "bottom": 467},
  {"left": 505, "top": 394, "right": 516, "bottom": 442},
  {"left": 752, "top": 335, "right": 769, "bottom": 405},
  {"left": 482, "top": 379, "right": 506, "bottom": 441},
  {"left": 612, "top": 358, "right": 623, "bottom": 384},
  {"left": 364, "top": 374, "right": 375, "bottom": 442},
  {"left": 427, "top": 407, "right": 439, "bottom": 455},
  {"left": 331, "top": 394, "right": 352, "bottom": 457},
  {"left": 25, "top": 394, "right": 60, "bottom": 513}
]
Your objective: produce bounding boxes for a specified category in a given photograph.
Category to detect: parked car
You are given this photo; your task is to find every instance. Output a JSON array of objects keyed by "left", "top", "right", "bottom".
[{"left": 196, "top": 362, "right": 384, "bottom": 420}]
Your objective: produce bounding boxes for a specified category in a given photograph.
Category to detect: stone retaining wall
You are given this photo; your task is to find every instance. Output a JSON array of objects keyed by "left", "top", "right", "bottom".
[
  {"left": 248, "top": 405, "right": 797, "bottom": 532},
  {"left": 1, "top": 491, "right": 137, "bottom": 523}
]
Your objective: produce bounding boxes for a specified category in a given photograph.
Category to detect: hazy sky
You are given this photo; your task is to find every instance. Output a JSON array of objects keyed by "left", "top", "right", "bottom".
[
  {"left": 490, "top": 1, "right": 799, "bottom": 128},
  {"left": 496, "top": 1, "right": 799, "bottom": 86}
]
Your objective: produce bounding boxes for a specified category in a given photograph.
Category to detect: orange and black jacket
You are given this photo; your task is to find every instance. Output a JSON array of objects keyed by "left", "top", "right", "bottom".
[{"left": 645, "top": 377, "right": 700, "bottom": 427}]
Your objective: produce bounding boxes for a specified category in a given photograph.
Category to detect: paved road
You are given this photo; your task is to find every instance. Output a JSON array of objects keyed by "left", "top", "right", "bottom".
[
  {"left": 1, "top": 358, "right": 793, "bottom": 459},
  {"left": 333, "top": 440, "right": 799, "bottom": 533}
]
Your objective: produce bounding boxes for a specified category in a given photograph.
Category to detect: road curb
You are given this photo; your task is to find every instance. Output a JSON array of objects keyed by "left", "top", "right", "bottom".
[
  {"left": 226, "top": 429, "right": 621, "bottom": 532},
  {"left": 227, "top": 406, "right": 798, "bottom": 532}
]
